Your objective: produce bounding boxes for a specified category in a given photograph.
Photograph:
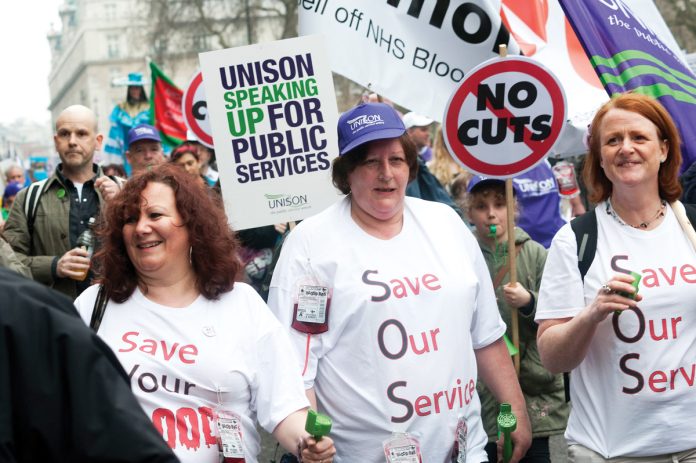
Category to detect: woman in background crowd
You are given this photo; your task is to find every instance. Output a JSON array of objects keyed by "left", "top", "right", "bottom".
[{"left": 170, "top": 142, "right": 207, "bottom": 187}]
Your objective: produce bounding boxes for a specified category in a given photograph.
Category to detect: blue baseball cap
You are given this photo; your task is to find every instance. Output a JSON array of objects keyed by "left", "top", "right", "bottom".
[
  {"left": 467, "top": 175, "right": 518, "bottom": 195},
  {"left": 337, "top": 103, "right": 405, "bottom": 155},
  {"left": 3, "top": 181, "right": 23, "bottom": 200},
  {"left": 127, "top": 124, "right": 161, "bottom": 145}
]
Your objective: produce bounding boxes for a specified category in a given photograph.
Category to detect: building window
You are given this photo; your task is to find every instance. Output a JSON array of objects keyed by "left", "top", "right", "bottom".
[
  {"left": 109, "top": 67, "right": 121, "bottom": 84},
  {"left": 104, "top": 3, "right": 117, "bottom": 20},
  {"left": 154, "top": 37, "right": 168, "bottom": 55},
  {"left": 107, "top": 34, "right": 120, "bottom": 58}
]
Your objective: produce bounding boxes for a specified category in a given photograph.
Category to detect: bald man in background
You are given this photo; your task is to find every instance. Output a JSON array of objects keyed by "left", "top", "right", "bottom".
[{"left": 4, "top": 105, "right": 122, "bottom": 299}]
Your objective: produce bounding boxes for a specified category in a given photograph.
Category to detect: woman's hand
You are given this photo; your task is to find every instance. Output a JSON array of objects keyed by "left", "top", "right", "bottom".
[
  {"left": 495, "top": 414, "right": 532, "bottom": 463},
  {"left": 273, "top": 408, "right": 336, "bottom": 463},
  {"left": 301, "top": 436, "right": 336, "bottom": 463},
  {"left": 587, "top": 273, "right": 642, "bottom": 323}
]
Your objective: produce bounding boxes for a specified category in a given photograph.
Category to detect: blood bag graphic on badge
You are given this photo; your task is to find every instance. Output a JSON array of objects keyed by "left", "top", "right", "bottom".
[
  {"left": 383, "top": 432, "right": 423, "bottom": 463},
  {"left": 291, "top": 259, "right": 332, "bottom": 334},
  {"left": 215, "top": 409, "right": 246, "bottom": 463},
  {"left": 552, "top": 160, "right": 580, "bottom": 198},
  {"left": 451, "top": 417, "right": 468, "bottom": 463}
]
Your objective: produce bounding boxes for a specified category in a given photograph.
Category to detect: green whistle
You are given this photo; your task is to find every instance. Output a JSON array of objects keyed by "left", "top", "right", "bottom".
[
  {"left": 618, "top": 271, "right": 642, "bottom": 300},
  {"left": 497, "top": 403, "right": 517, "bottom": 463},
  {"left": 616, "top": 271, "right": 641, "bottom": 315},
  {"left": 488, "top": 224, "right": 497, "bottom": 238},
  {"left": 305, "top": 409, "right": 332, "bottom": 440}
]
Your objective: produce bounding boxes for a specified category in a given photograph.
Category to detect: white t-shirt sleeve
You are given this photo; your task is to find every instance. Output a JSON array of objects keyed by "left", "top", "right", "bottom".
[
  {"left": 243, "top": 286, "right": 310, "bottom": 434},
  {"left": 536, "top": 223, "right": 586, "bottom": 321},
  {"left": 73, "top": 283, "right": 101, "bottom": 326}
]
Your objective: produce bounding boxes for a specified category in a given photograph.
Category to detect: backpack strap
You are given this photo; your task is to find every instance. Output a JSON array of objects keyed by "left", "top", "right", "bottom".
[
  {"left": 684, "top": 203, "right": 696, "bottom": 224},
  {"left": 22, "top": 179, "right": 50, "bottom": 250},
  {"left": 89, "top": 284, "right": 108, "bottom": 332},
  {"left": 570, "top": 209, "right": 598, "bottom": 282},
  {"left": 566, "top": 210, "right": 599, "bottom": 403}
]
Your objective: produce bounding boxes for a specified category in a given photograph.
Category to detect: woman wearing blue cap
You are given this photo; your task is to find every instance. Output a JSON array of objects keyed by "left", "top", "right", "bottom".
[{"left": 268, "top": 102, "right": 531, "bottom": 462}]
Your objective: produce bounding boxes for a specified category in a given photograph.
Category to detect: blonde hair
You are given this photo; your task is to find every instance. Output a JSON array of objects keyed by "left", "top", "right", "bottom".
[{"left": 428, "top": 128, "right": 470, "bottom": 189}]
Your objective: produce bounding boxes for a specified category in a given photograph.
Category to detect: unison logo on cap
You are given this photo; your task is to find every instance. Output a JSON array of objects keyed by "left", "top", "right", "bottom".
[
  {"left": 135, "top": 126, "right": 155, "bottom": 136},
  {"left": 346, "top": 114, "right": 384, "bottom": 133}
]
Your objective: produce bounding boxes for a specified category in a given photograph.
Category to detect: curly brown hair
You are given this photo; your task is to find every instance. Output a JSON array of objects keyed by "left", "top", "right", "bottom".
[
  {"left": 94, "top": 163, "right": 240, "bottom": 302},
  {"left": 331, "top": 134, "right": 419, "bottom": 194},
  {"left": 585, "top": 92, "right": 682, "bottom": 203}
]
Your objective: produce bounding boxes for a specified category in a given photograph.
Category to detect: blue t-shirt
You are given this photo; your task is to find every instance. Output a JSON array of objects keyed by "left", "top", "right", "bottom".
[{"left": 513, "top": 161, "right": 566, "bottom": 248}]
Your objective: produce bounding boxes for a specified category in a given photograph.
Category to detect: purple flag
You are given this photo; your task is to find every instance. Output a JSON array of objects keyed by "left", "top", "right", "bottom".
[{"left": 559, "top": 0, "right": 696, "bottom": 173}]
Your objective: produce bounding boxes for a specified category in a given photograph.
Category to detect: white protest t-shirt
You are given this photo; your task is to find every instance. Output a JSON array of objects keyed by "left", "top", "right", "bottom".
[
  {"left": 536, "top": 202, "right": 696, "bottom": 457},
  {"left": 75, "top": 282, "right": 309, "bottom": 463},
  {"left": 268, "top": 196, "right": 505, "bottom": 463}
]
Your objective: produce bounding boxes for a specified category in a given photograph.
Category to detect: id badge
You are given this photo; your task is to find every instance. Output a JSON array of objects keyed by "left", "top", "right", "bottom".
[
  {"left": 292, "top": 284, "right": 331, "bottom": 334},
  {"left": 451, "top": 417, "right": 468, "bottom": 463},
  {"left": 296, "top": 285, "right": 328, "bottom": 323},
  {"left": 383, "top": 432, "right": 423, "bottom": 463},
  {"left": 215, "top": 409, "right": 246, "bottom": 463}
]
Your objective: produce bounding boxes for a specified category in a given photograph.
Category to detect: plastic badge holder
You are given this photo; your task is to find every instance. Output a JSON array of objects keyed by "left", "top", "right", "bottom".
[
  {"left": 291, "top": 261, "right": 332, "bottom": 334},
  {"left": 552, "top": 161, "right": 580, "bottom": 198},
  {"left": 452, "top": 417, "right": 468, "bottom": 463},
  {"left": 216, "top": 409, "right": 246, "bottom": 463},
  {"left": 383, "top": 432, "right": 422, "bottom": 463}
]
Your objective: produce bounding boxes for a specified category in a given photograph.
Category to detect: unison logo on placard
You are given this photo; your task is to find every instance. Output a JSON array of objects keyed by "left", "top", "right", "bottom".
[
  {"left": 265, "top": 193, "right": 309, "bottom": 210},
  {"left": 346, "top": 114, "right": 384, "bottom": 133}
]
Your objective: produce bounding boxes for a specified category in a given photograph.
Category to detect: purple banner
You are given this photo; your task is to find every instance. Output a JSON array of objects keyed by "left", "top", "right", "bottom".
[{"left": 560, "top": 0, "right": 696, "bottom": 173}]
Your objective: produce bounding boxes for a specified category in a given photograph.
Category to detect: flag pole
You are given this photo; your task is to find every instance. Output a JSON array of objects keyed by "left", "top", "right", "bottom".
[{"left": 499, "top": 44, "right": 520, "bottom": 377}]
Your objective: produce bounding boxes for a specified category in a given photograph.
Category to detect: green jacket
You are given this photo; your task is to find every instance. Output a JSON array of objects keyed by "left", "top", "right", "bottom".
[
  {"left": 3, "top": 165, "right": 111, "bottom": 300},
  {"left": 476, "top": 227, "right": 568, "bottom": 440},
  {"left": 0, "top": 236, "right": 31, "bottom": 278}
]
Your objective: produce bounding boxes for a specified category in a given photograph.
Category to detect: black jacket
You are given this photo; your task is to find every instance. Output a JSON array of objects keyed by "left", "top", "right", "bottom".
[
  {"left": 0, "top": 268, "right": 178, "bottom": 462},
  {"left": 681, "top": 161, "right": 696, "bottom": 204}
]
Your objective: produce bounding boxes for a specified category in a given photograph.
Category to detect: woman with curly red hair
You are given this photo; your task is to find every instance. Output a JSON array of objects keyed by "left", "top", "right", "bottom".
[{"left": 74, "top": 164, "right": 335, "bottom": 463}]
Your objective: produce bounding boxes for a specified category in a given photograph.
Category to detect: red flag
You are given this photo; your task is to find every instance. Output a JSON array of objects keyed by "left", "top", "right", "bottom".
[{"left": 149, "top": 61, "right": 187, "bottom": 148}]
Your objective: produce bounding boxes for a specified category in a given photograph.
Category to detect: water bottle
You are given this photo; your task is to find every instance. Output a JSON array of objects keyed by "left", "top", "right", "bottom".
[{"left": 73, "top": 217, "right": 96, "bottom": 281}]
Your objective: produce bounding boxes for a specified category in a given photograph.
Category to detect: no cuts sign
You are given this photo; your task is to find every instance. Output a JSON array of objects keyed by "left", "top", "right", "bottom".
[
  {"left": 182, "top": 71, "right": 214, "bottom": 148},
  {"left": 443, "top": 56, "right": 567, "bottom": 177}
]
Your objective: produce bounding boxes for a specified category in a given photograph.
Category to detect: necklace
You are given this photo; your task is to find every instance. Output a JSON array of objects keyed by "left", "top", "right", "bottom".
[{"left": 606, "top": 199, "right": 666, "bottom": 229}]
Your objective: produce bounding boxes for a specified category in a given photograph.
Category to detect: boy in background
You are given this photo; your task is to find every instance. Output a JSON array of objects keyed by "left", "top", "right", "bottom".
[{"left": 452, "top": 175, "right": 568, "bottom": 463}]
